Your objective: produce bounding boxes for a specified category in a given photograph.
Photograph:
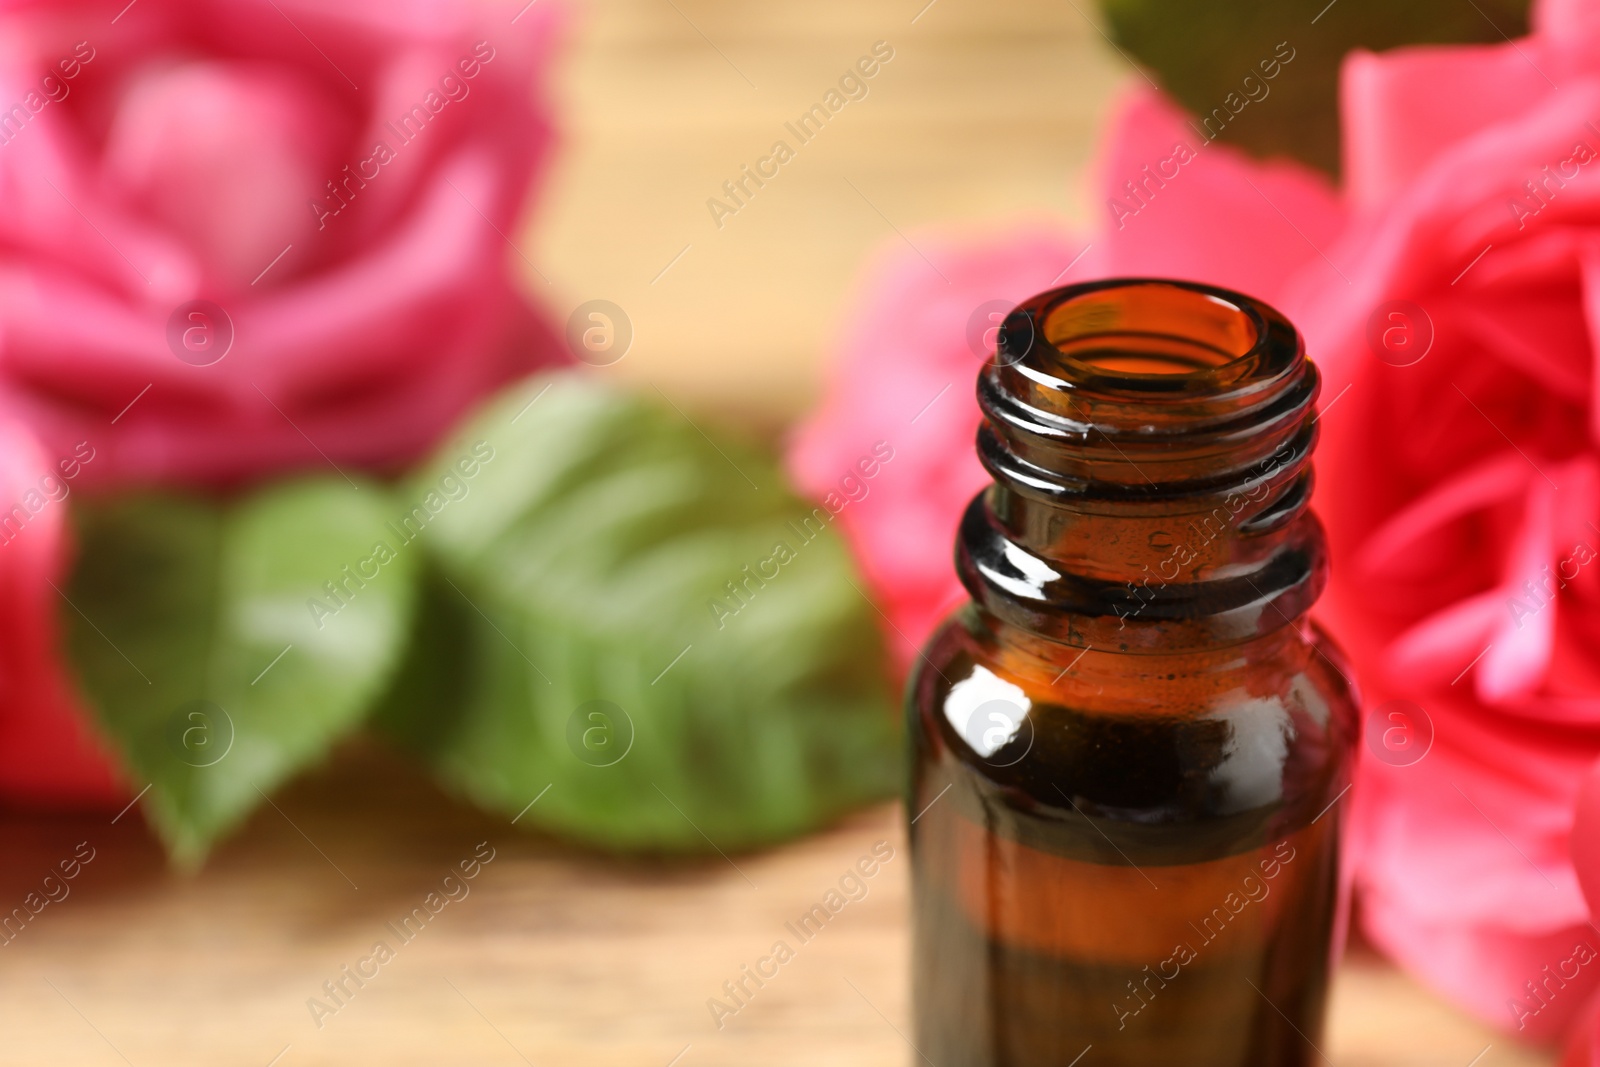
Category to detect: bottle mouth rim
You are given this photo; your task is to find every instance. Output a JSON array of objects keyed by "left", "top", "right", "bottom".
[
  {"left": 978, "top": 277, "right": 1317, "bottom": 507},
  {"left": 997, "top": 278, "right": 1298, "bottom": 399}
]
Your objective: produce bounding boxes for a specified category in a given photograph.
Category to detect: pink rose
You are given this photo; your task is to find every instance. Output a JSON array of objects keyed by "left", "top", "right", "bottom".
[
  {"left": 0, "top": 0, "right": 565, "bottom": 487},
  {"left": 792, "top": 0, "right": 1600, "bottom": 1041},
  {"left": 1300, "top": 0, "right": 1600, "bottom": 1037},
  {"left": 1560, "top": 759, "right": 1600, "bottom": 1065},
  {"left": 0, "top": 413, "right": 121, "bottom": 806}
]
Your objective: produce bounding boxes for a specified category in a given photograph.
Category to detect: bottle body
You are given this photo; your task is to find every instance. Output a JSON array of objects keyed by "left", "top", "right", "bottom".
[
  {"left": 907, "top": 279, "right": 1359, "bottom": 1066},
  {"left": 909, "top": 606, "right": 1355, "bottom": 1065}
]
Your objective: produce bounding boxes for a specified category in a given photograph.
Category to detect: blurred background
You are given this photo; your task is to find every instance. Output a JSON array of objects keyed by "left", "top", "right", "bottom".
[
  {"left": 536, "top": 0, "right": 1117, "bottom": 425},
  {"left": 1, "top": 0, "right": 1584, "bottom": 1064}
]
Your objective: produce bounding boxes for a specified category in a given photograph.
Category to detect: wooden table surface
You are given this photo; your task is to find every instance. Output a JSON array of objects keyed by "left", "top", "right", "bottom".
[
  {"left": 535, "top": 0, "right": 1121, "bottom": 426},
  {"left": 0, "top": 1, "right": 1561, "bottom": 1063},
  {"left": 0, "top": 744, "right": 1552, "bottom": 1066}
]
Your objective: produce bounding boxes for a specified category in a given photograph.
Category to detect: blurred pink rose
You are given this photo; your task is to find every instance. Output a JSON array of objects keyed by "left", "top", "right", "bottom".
[
  {"left": 1561, "top": 759, "right": 1600, "bottom": 1066},
  {"left": 1303, "top": 0, "right": 1600, "bottom": 1038},
  {"left": 792, "top": 0, "right": 1600, "bottom": 1042},
  {"left": 0, "top": 413, "right": 121, "bottom": 805},
  {"left": 0, "top": 0, "right": 566, "bottom": 487}
]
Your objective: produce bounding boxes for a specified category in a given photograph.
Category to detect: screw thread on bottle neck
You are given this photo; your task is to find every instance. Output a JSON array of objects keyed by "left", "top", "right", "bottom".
[{"left": 957, "top": 278, "right": 1326, "bottom": 652}]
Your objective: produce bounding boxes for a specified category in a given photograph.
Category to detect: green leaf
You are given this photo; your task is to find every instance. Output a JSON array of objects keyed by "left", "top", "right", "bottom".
[
  {"left": 376, "top": 374, "right": 901, "bottom": 853},
  {"left": 65, "top": 479, "right": 418, "bottom": 865},
  {"left": 1097, "top": 0, "right": 1529, "bottom": 175}
]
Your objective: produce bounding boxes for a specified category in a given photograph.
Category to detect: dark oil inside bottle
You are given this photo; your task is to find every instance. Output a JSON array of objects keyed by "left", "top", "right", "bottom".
[
  {"left": 910, "top": 612, "right": 1348, "bottom": 1067},
  {"left": 907, "top": 279, "right": 1358, "bottom": 1066}
]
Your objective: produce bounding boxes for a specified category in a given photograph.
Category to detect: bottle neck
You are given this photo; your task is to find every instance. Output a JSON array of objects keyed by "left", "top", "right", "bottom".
[{"left": 956, "top": 278, "right": 1326, "bottom": 653}]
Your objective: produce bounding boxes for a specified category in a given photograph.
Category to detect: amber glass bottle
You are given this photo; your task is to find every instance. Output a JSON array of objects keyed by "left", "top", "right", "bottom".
[{"left": 908, "top": 279, "right": 1359, "bottom": 1066}]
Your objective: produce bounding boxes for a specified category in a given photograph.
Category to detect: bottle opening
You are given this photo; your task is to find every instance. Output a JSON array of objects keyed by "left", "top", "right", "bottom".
[{"left": 1038, "top": 281, "right": 1263, "bottom": 386}]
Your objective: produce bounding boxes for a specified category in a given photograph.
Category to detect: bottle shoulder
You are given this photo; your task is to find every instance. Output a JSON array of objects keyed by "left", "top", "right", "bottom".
[
  {"left": 911, "top": 605, "right": 1357, "bottom": 717},
  {"left": 907, "top": 605, "right": 1359, "bottom": 847}
]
